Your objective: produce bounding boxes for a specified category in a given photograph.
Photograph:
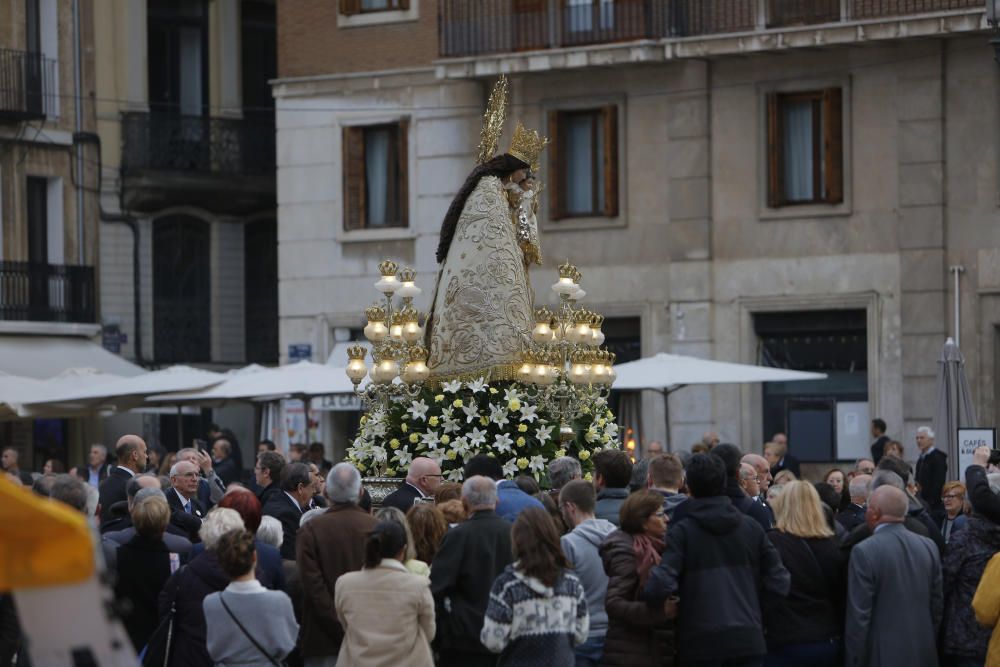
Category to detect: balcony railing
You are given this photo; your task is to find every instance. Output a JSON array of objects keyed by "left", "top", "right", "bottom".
[
  {"left": 0, "top": 48, "right": 57, "bottom": 122},
  {"left": 0, "top": 262, "right": 96, "bottom": 323},
  {"left": 121, "top": 112, "right": 276, "bottom": 177},
  {"left": 439, "top": 0, "right": 982, "bottom": 57}
]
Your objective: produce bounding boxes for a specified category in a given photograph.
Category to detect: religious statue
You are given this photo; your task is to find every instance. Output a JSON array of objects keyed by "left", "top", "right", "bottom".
[{"left": 426, "top": 76, "right": 549, "bottom": 382}]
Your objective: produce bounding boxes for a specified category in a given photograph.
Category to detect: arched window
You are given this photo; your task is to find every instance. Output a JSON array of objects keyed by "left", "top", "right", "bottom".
[{"left": 153, "top": 215, "right": 210, "bottom": 362}]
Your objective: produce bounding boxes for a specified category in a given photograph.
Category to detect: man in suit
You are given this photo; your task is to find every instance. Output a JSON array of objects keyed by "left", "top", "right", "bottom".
[
  {"left": 176, "top": 447, "right": 226, "bottom": 509},
  {"left": 98, "top": 435, "right": 148, "bottom": 528},
  {"left": 870, "top": 418, "right": 891, "bottom": 464},
  {"left": 837, "top": 473, "right": 871, "bottom": 531},
  {"left": 166, "top": 459, "right": 206, "bottom": 541},
  {"left": 75, "top": 444, "right": 110, "bottom": 487},
  {"left": 255, "top": 450, "right": 285, "bottom": 508},
  {"left": 381, "top": 456, "right": 443, "bottom": 513},
  {"left": 430, "top": 475, "right": 514, "bottom": 667},
  {"left": 210, "top": 438, "right": 240, "bottom": 487},
  {"left": 765, "top": 433, "right": 801, "bottom": 478},
  {"left": 845, "top": 485, "right": 942, "bottom": 666},
  {"left": 915, "top": 426, "right": 948, "bottom": 522},
  {"left": 676, "top": 444, "right": 772, "bottom": 530},
  {"left": 262, "top": 461, "right": 312, "bottom": 560},
  {"left": 297, "top": 463, "right": 377, "bottom": 664}
]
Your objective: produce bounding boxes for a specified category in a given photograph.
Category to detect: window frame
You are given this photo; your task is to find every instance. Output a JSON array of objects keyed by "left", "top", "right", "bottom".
[
  {"left": 548, "top": 104, "right": 619, "bottom": 221},
  {"left": 766, "top": 87, "right": 843, "bottom": 209},
  {"left": 341, "top": 120, "right": 410, "bottom": 232},
  {"left": 339, "top": 0, "right": 411, "bottom": 16}
]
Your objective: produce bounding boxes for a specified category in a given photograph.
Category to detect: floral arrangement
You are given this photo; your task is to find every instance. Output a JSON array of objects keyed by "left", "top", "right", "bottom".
[{"left": 346, "top": 377, "right": 620, "bottom": 483}]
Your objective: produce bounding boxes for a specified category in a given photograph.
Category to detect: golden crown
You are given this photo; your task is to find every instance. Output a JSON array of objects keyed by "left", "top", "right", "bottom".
[
  {"left": 377, "top": 259, "right": 398, "bottom": 277},
  {"left": 508, "top": 122, "right": 549, "bottom": 172}
]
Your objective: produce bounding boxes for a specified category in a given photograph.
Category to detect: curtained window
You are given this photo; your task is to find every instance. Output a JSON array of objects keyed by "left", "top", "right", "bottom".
[
  {"left": 548, "top": 106, "right": 618, "bottom": 220},
  {"left": 340, "top": 0, "right": 409, "bottom": 15},
  {"left": 342, "top": 121, "right": 409, "bottom": 230},
  {"left": 766, "top": 89, "right": 843, "bottom": 207}
]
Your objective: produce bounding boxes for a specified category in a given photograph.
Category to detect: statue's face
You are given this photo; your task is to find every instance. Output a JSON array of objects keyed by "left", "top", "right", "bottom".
[{"left": 510, "top": 168, "right": 528, "bottom": 187}]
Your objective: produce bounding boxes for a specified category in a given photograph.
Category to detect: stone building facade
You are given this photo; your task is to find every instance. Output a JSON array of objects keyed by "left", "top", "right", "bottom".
[{"left": 274, "top": 0, "right": 997, "bottom": 465}]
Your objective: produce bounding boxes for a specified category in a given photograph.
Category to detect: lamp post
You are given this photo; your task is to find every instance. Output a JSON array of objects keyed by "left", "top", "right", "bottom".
[{"left": 988, "top": 0, "right": 1000, "bottom": 63}]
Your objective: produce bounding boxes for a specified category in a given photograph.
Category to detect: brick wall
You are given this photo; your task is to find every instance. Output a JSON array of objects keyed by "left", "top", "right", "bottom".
[{"left": 278, "top": 0, "right": 439, "bottom": 78}]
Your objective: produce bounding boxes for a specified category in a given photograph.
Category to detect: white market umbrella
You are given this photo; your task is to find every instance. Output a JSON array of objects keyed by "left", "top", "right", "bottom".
[
  {"left": 0, "top": 372, "right": 45, "bottom": 419},
  {"left": 11, "top": 368, "right": 128, "bottom": 418},
  {"left": 932, "top": 337, "right": 977, "bottom": 480},
  {"left": 148, "top": 361, "right": 355, "bottom": 403},
  {"left": 613, "top": 352, "right": 827, "bottom": 392},
  {"left": 20, "top": 365, "right": 223, "bottom": 408}
]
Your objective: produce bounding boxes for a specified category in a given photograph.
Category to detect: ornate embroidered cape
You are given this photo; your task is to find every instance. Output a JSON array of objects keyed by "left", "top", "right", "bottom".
[{"left": 426, "top": 176, "right": 537, "bottom": 381}]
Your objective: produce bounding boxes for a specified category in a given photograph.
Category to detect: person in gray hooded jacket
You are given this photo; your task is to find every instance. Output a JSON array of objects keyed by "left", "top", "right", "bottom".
[{"left": 559, "top": 480, "right": 618, "bottom": 667}]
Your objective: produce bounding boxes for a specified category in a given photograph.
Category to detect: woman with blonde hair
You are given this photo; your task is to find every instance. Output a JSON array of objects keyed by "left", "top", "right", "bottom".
[
  {"left": 773, "top": 470, "right": 797, "bottom": 486},
  {"left": 762, "top": 481, "right": 846, "bottom": 667}
]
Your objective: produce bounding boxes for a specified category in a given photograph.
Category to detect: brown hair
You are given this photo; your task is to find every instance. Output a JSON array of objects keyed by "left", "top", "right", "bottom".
[
  {"left": 216, "top": 529, "right": 256, "bottom": 579},
  {"left": 648, "top": 454, "right": 684, "bottom": 489},
  {"left": 437, "top": 499, "right": 467, "bottom": 524},
  {"left": 437, "top": 153, "right": 529, "bottom": 263},
  {"left": 406, "top": 504, "right": 448, "bottom": 563},
  {"left": 512, "top": 507, "right": 568, "bottom": 588},
  {"left": 132, "top": 495, "right": 170, "bottom": 539},
  {"left": 434, "top": 482, "right": 463, "bottom": 504},
  {"left": 559, "top": 479, "right": 596, "bottom": 514},
  {"left": 619, "top": 490, "right": 665, "bottom": 535}
]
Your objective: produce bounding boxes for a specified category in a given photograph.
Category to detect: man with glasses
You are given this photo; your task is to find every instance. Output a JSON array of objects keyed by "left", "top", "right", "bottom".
[
  {"left": 166, "top": 459, "right": 205, "bottom": 541},
  {"left": 738, "top": 463, "right": 760, "bottom": 499},
  {"left": 381, "top": 456, "right": 444, "bottom": 513},
  {"left": 854, "top": 458, "right": 876, "bottom": 477}
]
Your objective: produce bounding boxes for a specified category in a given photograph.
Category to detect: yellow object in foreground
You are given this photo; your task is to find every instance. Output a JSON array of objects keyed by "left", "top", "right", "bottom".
[{"left": 0, "top": 475, "right": 94, "bottom": 591}]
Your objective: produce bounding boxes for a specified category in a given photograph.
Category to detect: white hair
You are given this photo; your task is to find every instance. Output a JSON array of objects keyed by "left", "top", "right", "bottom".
[
  {"left": 300, "top": 507, "right": 326, "bottom": 527},
  {"left": 90, "top": 444, "right": 107, "bottom": 457},
  {"left": 257, "top": 515, "right": 284, "bottom": 548},
  {"left": 199, "top": 507, "right": 245, "bottom": 550},
  {"left": 326, "top": 462, "right": 361, "bottom": 503},
  {"left": 917, "top": 426, "right": 935, "bottom": 439},
  {"left": 462, "top": 475, "right": 497, "bottom": 510},
  {"left": 849, "top": 476, "right": 871, "bottom": 501}
]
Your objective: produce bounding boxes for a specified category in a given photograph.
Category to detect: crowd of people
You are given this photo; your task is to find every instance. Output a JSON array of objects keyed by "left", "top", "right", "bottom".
[{"left": 3, "top": 418, "right": 1000, "bottom": 667}]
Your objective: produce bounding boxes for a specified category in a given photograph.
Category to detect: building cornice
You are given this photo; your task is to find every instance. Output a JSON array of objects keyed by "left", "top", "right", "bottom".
[{"left": 271, "top": 66, "right": 438, "bottom": 98}]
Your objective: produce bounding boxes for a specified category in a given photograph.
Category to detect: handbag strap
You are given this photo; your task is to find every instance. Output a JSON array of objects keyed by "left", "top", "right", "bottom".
[{"left": 219, "top": 592, "right": 281, "bottom": 667}]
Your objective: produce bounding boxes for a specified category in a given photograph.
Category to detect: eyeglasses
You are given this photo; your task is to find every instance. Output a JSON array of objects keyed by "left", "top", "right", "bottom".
[
  {"left": 942, "top": 493, "right": 963, "bottom": 500},
  {"left": 649, "top": 510, "right": 666, "bottom": 519},
  {"left": 175, "top": 472, "right": 199, "bottom": 479}
]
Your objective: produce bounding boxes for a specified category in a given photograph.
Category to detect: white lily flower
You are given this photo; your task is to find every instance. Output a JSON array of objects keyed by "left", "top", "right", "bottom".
[
  {"left": 519, "top": 404, "right": 538, "bottom": 423},
  {"left": 441, "top": 406, "right": 454, "bottom": 420},
  {"left": 467, "top": 377, "right": 488, "bottom": 394},
  {"left": 407, "top": 399, "right": 430, "bottom": 421},
  {"left": 493, "top": 433, "right": 514, "bottom": 453},
  {"left": 443, "top": 379, "right": 463, "bottom": 393},
  {"left": 446, "top": 469, "right": 464, "bottom": 482},
  {"left": 421, "top": 431, "right": 441, "bottom": 448},
  {"left": 468, "top": 427, "right": 487, "bottom": 447},
  {"left": 503, "top": 387, "right": 522, "bottom": 403},
  {"left": 605, "top": 422, "right": 620, "bottom": 438},
  {"left": 392, "top": 449, "right": 413, "bottom": 467},
  {"left": 502, "top": 457, "right": 519, "bottom": 478},
  {"left": 585, "top": 428, "right": 599, "bottom": 444},
  {"left": 489, "top": 404, "right": 509, "bottom": 428},
  {"left": 529, "top": 455, "right": 545, "bottom": 473},
  {"left": 462, "top": 404, "right": 480, "bottom": 423},
  {"left": 442, "top": 417, "right": 461, "bottom": 434},
  {"left": 536, "top": 423, "right": 555, "bottom": 444}
]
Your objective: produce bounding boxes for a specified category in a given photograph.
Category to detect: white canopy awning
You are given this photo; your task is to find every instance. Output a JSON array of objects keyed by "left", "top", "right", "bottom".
[
  {"left": 612, "top": 352, "right": 827, "bottom": 392},
  {"left": 0, "top": 335, "right": 143, "bottom": 380},
  {"left": 10, "top": 368, "right": 131, "bottom": 418},
  {"left": 21, "top": 364, "right": 223, "bottom": 408},
  {"left": 148, "top": 361, "right": 355, "bottom": 404}
]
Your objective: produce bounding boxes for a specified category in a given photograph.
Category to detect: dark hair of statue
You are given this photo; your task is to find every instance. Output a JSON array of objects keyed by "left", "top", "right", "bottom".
[{"left": 436, "top": 153, "right": 529, "bottom": 264}]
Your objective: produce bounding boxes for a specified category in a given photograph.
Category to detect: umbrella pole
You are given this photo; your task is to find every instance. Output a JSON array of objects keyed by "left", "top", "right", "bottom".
[
  {"left": 304, "top": 396, "right": 312, "bottom": 443},
  {"left": 176, "top": 404, "right": 183, "bottom": 451}
]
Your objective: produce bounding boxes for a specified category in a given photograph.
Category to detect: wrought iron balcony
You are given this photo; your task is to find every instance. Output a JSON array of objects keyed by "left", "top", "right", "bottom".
[
  {"left": 438, "top": 0, "right": 982, "bottom": 58},
  {"left": 0, "top": 48, "right": 57, "bottom": 122},
  {"left": 120, "top": 112, "right": 276, "bottom": 215},
  {"left": 0, "top": 262, "right": 96, "bottom": 323}
]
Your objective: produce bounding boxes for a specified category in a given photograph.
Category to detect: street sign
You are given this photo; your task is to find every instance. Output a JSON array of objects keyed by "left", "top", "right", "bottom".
[{"left": 288, "top": 343, "right": 312, "bottom": 362}]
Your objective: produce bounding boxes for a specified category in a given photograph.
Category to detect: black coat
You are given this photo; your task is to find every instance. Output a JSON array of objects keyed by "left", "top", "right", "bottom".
[
  {"left": 942, "top": 516, "right": 1000, "bottom": 660},
  {"left": 213, "top": 458, "right": 239, "bottom": 488},
  {"left": 158, "top": 550, "right": 228, "bottom": 667},
  {"left": 840, "top": 502, "right": 946, "bottom": 555},
  {"left": 188, "top": 539, "right": 286, "bottom": 591},
  {"left": 166, "top": 488, "right": 206, "bottom": 542},
  {"left": 762, "top": 532, "right": 845, "bottom": 649},
  {"left": 257, "top": 482, "right": 281, "bottom": 509},
  {"left": 967, "top": 465, "right": 1000, "bottom": 523},
  {"left": 644, "top": 496, "right": 791, "bottom": 664},
  {"left": 381, "top": 482, "right": 422, "bottom": 514},
  {"left": 115, "top": 534, "right": 174, "bottom": 652},
  {"left": 671, "top": 479, "right": 772, "bottom": 531},
  {"left": 871, "top": 435, "right": 890, "bottom": 463},
  {"left": 262, "top": 491, "right": 304, "bottom": 560},
  {"left": 429, "top": 509, "right": 513, "bottom": 657},
  {"left": 836, "top": 503, "right": 866, "bottom": 532},
  {"left": 916, "top": 449, "right": 948, "bottom": 516},
  {"left": 770, "top": 453, "right": 801, "bottom": 478},
  {"left": 98, "top": 467, "right": 134, "bottom": 525},
  {"left": 599, "top": 530, "right": 674, "bottom": 666}
]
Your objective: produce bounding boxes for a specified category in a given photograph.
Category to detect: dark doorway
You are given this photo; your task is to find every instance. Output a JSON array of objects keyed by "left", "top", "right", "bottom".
[
  {"left": 244, "top": 217, "right": 278, "bottom": 363},
  {"left": 153, "top": 216, "right": 211, "bottom": 362}
]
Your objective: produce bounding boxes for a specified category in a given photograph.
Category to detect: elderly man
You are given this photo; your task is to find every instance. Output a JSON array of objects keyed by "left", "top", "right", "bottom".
[
  {"left": 1, "top": 448, "right": 32, "bottom": 486},
  {"left": 766, "top": 434, "right": 800, "bottom": 478},
  {"left": 98, "top": 435, "right": 148, "bottom": 527},
  {"left": 837, "top": 473, "right": 871, "bottom": 531},
  {"left": 76, "top": 444, "right": 110, "bottom": 487},
  {"left": 431, "top": 476, "right": 514, "bottom": 667},
  {"left": 175, "top": 446, "right": 226, "bottom": 509},
  {"left": 915, "top": 426, "right": 948, "bottom": 521},
  {"left": 854, "top": 458, "right": 876, "bottom": 476},
  {"left": 548, "top": 456, "right": 582, "bottom": 497},
  {"left": 166, "top": 459, "right": 205, "bottom": 541},
  {"left": 701, "top": 432, "right": 720, "bottom": 449},
  {"left": 381, "top": 456, "right": 443, "bottom": 513},
  {"left": 262, "top": 461, "right": 314, "bottom": 560},
  {"left": 846, "top": 486, "right": 942, "bottom": 667},
  {"left": 738, "top": 463, "right": 760, "bottom": 499},
  {"left": 211, "top": 438, "right": 239, "bottom": 487},
  {"left": 297, "top": 463, "right": 377, "bottom": 667}
]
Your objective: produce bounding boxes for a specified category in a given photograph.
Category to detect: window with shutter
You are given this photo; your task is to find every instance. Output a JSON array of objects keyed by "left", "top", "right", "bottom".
[
  {"left": 766, "top": 88, "right": 843, "bottom": 207},
  {"left": 550, "top": 105, "right": 619, "bottom": 219},
  {"left": 342, "top": 121, "right": 409, "bottom": 230}
]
